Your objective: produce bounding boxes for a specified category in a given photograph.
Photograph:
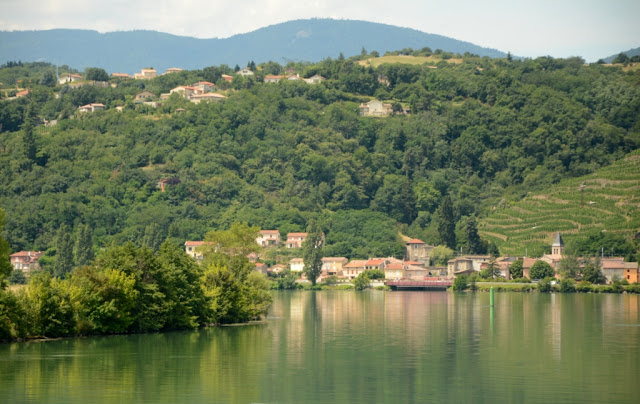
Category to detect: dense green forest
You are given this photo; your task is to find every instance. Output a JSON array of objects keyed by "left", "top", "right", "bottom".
[{"left": 1, "top": 53, "right": 639, "bottom": 263}]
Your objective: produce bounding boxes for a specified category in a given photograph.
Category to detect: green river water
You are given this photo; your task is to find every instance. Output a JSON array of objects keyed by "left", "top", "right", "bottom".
[{"left": 1, "top": 291, "right": 639, "bottom": 403}]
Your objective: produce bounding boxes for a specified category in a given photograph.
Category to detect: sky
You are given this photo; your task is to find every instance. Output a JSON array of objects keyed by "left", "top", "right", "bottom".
[{"left": 1, "top": 0, "right": 638, "bottom": 62}]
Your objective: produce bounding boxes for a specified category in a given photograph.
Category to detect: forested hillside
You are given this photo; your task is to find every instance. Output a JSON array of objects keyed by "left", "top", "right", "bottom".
[{"left": 1, "top": 52, "right": 639, "bottom": 262}]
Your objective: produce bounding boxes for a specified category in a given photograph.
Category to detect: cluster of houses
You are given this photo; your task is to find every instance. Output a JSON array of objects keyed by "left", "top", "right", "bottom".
[
  {"left": 185, "top": 231, "right": 640, "bottom": 285},
  {"left": 7, "top": 231, "right": 638, "bottom": 285}
]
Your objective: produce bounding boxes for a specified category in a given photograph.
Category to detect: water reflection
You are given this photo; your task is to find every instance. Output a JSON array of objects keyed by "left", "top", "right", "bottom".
[{"left": 1, "top": 292, "right": 639, "bottom": 403}]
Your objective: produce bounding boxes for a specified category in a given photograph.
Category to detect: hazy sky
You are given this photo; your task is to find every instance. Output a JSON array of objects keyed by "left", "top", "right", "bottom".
[{"left": 1, "top": 0, "right": 638, "bottom": 61}]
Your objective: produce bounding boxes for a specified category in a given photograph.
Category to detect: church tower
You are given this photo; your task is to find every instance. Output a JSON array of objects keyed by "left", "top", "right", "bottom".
[{"left": 551, "top": 232, "right": 564, "bottom": 256}]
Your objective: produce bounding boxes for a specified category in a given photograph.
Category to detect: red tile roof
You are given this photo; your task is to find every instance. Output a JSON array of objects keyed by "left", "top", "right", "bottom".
[
  {"left": 386, "top": 263, "right": 404, "bottom": 270},
  {"left": 366, "top": 259, "right": 385, "bottom": 266},
  {"left": 288, "top": 232, "right": 308, "bottom": 237},
  {"left": 407, "top": 239, "right": 425, "bottom": 244}
]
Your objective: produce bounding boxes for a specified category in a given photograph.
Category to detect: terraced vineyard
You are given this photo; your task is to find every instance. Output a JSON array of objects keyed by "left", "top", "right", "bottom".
[{"left": 479, "top": 151, "right": 640, "bottom": 256}]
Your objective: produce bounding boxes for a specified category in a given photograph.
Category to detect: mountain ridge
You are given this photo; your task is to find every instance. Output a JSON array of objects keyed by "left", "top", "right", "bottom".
[{"left": 0, "top": 18, "right": 506, "bottom": 73}]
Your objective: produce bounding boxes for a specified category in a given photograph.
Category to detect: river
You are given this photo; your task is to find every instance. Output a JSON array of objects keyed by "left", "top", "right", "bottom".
[{"left": 1, "top": 291, "right": 639, "bottom": 403}]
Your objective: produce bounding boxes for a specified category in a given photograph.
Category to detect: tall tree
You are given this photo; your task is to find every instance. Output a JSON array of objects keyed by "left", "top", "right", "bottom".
[
  {"left": 74, "top": 224, "right": 94, "bottom": 267},
  {"left": 465, "top": 216, "right": 485, "bottom": 254},
  {"left": 21, "top": 103, "right": 38, "bottom": 165},
  {"left": 142, "top": 223, "right": 164, "bottom": 251},
  {"left": 582, "top": 258, "right": 606, "bottom": 284},
  {"left": 54, "top": 224, "right": 74, "bottom": 278},
  {"left": 0, "top": 210, "right": 13, "bottom": 285},
  {"left": 509, "top": 259, "right": 524, "bottom": 279},
  {"left": 302, "top": 220, "right": 324, "bottom": 286},
  {"left": 437, "top": 196, "right": 456, "bottom": 250}
]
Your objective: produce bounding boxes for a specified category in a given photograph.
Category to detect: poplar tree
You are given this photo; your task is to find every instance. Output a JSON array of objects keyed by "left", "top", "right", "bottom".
[
  {"left": 437, "top": 196, "right": 456, "bottom": 250},
  {"left": 0, "top": 210, "right": 13, "bottom": 284},
  {"left": 74, "top": 224, "right": 94, "bottom": 267},
  {"left": 302, "top": 220, "right": 324, "bottom": 286},
  {"left": 54, "top": 224, "right": 74, "bottom": 278},
  {"left": 465, "top": 216, "right": 485, "bottom": 254}
]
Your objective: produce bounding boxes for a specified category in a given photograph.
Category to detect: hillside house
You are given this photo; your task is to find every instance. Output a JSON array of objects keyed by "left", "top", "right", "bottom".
[
  {"left": 238, "top": 68, "right": 254, "bottom": 76},
  {"left": 184, "top": 241, "right": 210, "bottom": 260},
  {"left": 78, "top": 103, "right": 105, "bottom": 113},
  {"left": 221, "top": 74, "right": 233, "bottom": 82},
  {"left": 59, "top": 73, "right": 83, "bottom": 84},
  {"left": 405, "top": 239, "right": 434, "bottom": 264},
  {"left": 254, "top": 262, "right": 268, "bottom": 274},
  {"left": 304, "top": 74, "right": 326, "bottom": 84},
  {"left": 170, "top": 86, "right": 200, "bottom": 99},
  {"left": 287, "top": 74, "right": 302, "bottom": 81},
  {"left": 343, "top": 260, "right": 367, "bottom": 279},
  {"left": 448, "top": 255, "right": 492, "bottom": 277},
  {"left": 189, "top": 93, "right": 226, "bottom": 104},
  {"left": 134, "top": 91, "right": 156, "bottom": 102},
  {"left": 10, "top": 251, "right": 44, "bottom": 274},
  {"left": 256, "top": 230, "right": 281, "bottom": 247},
  {"left": 134, "top": 68, "right": 157, "bottom": 80},
  {"left": 269, "top": 264, "right": 287, "bottom": 274},
  {"left": 322, "top": 257, "right": 348, "bottom": 276},
  {"left": 385, "top": 263, "right": 405, "bottom": 280},
  {"left": 289, "top": 258, "right": 304, "bottom": 272},
  {"left": 164, "top": 67, "right": 183, "bottom": 74},
  {"left": 264, "top": 75, "right": 284, "bottom": 83},
  {"left": 287, "top": 232, "right": 307, "bottom": 248},
  {"left": 16, "top": 89, "right": 30, "bottom": 98},
  {"left": 111, "top": 73, "right": 132, "bottom": 79},
  {"left": 359, "top": 99, "right": 393, "bottom": 117},
  {"left": 193, "top": 81, "right": 216, "bottom": 92}
]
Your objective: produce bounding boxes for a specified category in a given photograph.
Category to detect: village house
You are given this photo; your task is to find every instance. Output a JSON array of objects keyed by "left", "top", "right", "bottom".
[
  {"left": 624, "top": 262, "right": 639, "bottom": 283},
  {"left": 385, "top": 263, "right": 405, "bottom": 280},
  {"left": 286, "top": 74, "right": 302, "bottom": 81},
  {"left": 254, "top": 262, "right": 268, "bottom": 274},
  {"left": 286, "top": 232, "right": 307, "bottom": 248},
  {"left": 238, "top": 68, "right": 254, "bottom": 76},
  {"left": 521, "top": 257, "right": 539, "bottom": 279},
  {"left": 170, "top": 86, "right": 200, "bottom": 99},
  {"left": 269, "top": 264, "right": 287, "bottom": 275},
  {"left": 448, "top": 255, "right": 492, "bottom": 278},
  {"left": 247, "top": 252, "right": 259, "bottom": 262},
  {"left": 193, "top": 81, "right": 216, "bottom": 92},
  {"left": 342, "top": 260, "right": 367, "bottom": 279},
  {"left": 10, "top": 251, "right": 44, "bottom": 274},
  {"left": 322, "top": 257, "right": 348, "bottom": 276},
  {"left": 365, "top": 258, "right": 388, "bottom": 271},
  {"left": 289, "top": 258, "right": 304, "bottom": 272},
  {"left": 189, "top": 93, "right": 226, "bottom": 104},
  {"left": 304, "top": 74, "right": 326, "bottom": 84},
  {"left": 134, "top": 91, "right": 156, "bottom": 102},
  {"left": 164, "top": 67, "right": 183, "bottom": 75},
  {"left": 184, "top": 241, "right": 208, "bottom": 260},
  {"left": 111, "top": 73, "right": 132, "bottom": 79},
  {"left": 221, "top": 74, "right": 233, "bottom": 82},
  {"left": 58, "top": 73, "right": 83, "bottom": 84},
  {"left": 256, "top": 230, "right": 281, "bottom": 247},
  {"left": 264, "top": 75, "right": 284, "bottom": 83},
  {"left": 15, "top": 89, "right": 30, "bottom": 98},
  {"left": 601, "top": 257, "right": 628, "bottom": 283},
  {"left": 78, "top": 103, "right": 105, "bottom": 113},
  {"left": 359, "top": 99, "right": 393, "bottom": 117},
  {"left": 405, "top": 238, "right": 434, "bottom": 264},
  {"left": 133, "top": 68, "right": 157, "bottom": 80}
]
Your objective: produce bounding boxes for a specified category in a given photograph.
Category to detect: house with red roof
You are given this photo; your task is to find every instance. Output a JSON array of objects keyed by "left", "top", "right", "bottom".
[
  {"left": 322, "top": 257, "right": 348, "bottom": 276},
  {"left": 78, "top": 103, "right": 105, "bottom": 113},
  {"left": 405, "top": 238, "right": 434, "bottom": 264},
  {"left": 264, "top": 75, "right": 285, "bottom": 83},
  {"left": 256, "top": 230, "right": 281, "bottom": 247},
  {"left": 10, "top": 251, "right": 44, "bottom": 274},
  {"left": 58, "top": 73, "right": 83, "bottom": 85},
  {"left": 184, "top": 241, "right": 212, "bottom": 260},
  {"left": 193, "top": 81, "right": 216, "bottom": 92},
  {"left": 343, "top": 260, "right": 367, "bottom": 279}
]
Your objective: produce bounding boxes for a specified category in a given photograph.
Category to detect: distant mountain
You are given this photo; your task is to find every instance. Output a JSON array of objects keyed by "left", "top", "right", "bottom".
[
  {"left": 602, "top": 46, "right": 640, "bottom": 63},
  {"left": 0, "top": 19, "right": 506, "bottom": 73}
]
